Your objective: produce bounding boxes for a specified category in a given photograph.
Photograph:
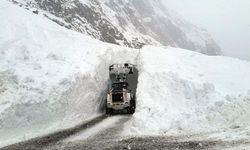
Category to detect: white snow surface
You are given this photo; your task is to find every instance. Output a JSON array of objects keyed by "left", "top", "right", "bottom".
[
  {"left": 1, "top": 0, "right": 250, "bottom": 148},
  {"left": 0, "top": 1, "right": 138, "bottom": 147},
  {"left": 125, "top": 46, "right": 250, "bottom": 137}
]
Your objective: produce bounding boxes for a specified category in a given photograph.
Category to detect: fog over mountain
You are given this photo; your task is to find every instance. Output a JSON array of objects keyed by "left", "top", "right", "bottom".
[
  {"left": 10, "top": 0, "right": 221, "bottom": 55},
  {"left": 161, "top": 0, "right": 250, "bottom": 61}
]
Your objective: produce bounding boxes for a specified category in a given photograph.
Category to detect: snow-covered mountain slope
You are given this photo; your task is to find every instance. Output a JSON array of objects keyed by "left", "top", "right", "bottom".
[
  {"left": 1, "top": 0, "right": 250, "bottom": 148},
  {"left": 0, "top": 1, "right": 138, "bottom": 147},
  {"left": 10, "top": 0, "right": 221, "bottom": 55}
]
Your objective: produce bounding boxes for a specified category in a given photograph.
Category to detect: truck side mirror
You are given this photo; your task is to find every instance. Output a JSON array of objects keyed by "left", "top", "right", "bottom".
[
  {"left": 129, "top": 67, "right": 133, "bottom": 74},
  {"left": 109, "top": 65, "right": 114, "bottom": 72}
]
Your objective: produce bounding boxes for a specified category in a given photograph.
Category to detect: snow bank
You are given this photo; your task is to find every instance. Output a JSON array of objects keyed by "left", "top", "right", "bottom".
[
  {"left": 126, "top": 46, "right": 250, "bottom": 137},
  {"left": 0, "top": 1, "right": 139, "bottom": 147},
  {"left": 1, "top": 0, "right": 250, "bottom": 148}
]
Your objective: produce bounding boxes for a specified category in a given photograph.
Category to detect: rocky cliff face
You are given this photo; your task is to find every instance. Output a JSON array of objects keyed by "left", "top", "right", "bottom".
[{"left": 11, "top": 0, "right": 221, "bottom": 55}]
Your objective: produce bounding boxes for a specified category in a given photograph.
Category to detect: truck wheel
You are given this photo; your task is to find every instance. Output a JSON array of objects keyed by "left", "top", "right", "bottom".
[
  {"left": 106, "top": 108, "right": 113, "bottom": 115},
  {"left": 127, "top": 107, "right": 135, "bottom": 114},
  {"left": 128, "top": 97, "right": 136, "bottom": 114},
  {"left": 127, "top": 102, "right": 135, "bottom": 114}
]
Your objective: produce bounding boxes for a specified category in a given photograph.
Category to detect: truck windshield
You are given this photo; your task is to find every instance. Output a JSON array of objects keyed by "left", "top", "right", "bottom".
[{"left": 112, "top": 82, "right": 128, "bottom": 91}]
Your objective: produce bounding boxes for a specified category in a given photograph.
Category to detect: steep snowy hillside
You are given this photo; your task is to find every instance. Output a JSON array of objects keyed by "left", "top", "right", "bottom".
[
  {"left": 1, "top": 0, "right": 250, "bottom": 148},
  {"left": 10, "top": 0, "right": 221, "bottom": 55},
  {"left": 0, "top": 1, "right": 138, "bottom": 147}
]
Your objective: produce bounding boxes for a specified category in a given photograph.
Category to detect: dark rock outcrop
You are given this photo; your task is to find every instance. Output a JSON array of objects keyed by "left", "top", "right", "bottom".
[{"left": 11, "top": 0, "right": 222, "bottom": 55}]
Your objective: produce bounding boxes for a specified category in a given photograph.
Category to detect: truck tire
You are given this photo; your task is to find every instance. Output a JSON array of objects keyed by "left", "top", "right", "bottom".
[
  {"left": 105, "top": 98, "right": 113, "bottom": 115},
  {"left": 127, "top": 107, "right": 135, "bottom": 114},
  {"left": 106, "top": 108, "right": 113, "bottom": 115},
  {"left": 128, "top": 98, "right": 135, "bottom": 114}
]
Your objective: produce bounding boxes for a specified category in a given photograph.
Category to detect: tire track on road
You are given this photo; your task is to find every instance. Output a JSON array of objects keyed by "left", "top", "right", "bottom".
[
  {"left": 44, "top": 115, "right": 131, "bottom": 150},
  {"left": 1, "top": 115, "right": 108, "bottom": 150}
]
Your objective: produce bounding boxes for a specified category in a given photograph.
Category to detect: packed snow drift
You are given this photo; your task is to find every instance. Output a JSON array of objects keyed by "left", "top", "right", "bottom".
[
  {"left": 125, "top": 46, "right": 250, "bottom": 137},
  {"left": 1, "top": 0, "right": 250, "bottom": 148}
]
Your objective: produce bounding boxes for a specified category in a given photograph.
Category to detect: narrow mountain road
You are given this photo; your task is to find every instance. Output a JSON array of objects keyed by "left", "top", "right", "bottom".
[
  {"left": 2, "top": 115, "right": 250, "bottom": 150},
  {"left": 45, "top": 115, "right": 131, "bottom": 150},
  {"left": 1, "top": 115, "right": 131, "bottom": 150}
]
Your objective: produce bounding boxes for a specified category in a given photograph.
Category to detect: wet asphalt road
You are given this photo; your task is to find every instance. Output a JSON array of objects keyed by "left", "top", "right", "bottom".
[{"left": 1, "top": 115, "right": 249, "bottom": 150}]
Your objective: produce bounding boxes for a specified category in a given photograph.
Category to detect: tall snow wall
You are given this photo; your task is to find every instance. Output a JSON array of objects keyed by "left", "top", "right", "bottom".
[
  {"left": 1, "top": 0, "right": 250, "bottom": 148},
  {"left": 0, "top": 1, "right": 139, "bottom": 147}
]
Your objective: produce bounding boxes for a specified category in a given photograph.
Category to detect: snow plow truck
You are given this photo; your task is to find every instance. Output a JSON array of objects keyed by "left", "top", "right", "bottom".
[{"left": 106, "top": 63, "right": 137, "bottom": 114}]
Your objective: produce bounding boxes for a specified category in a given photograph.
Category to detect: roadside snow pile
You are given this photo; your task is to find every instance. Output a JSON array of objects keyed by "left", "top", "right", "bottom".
[
  {"left": 1, "top": 0, "right": 250, "bottom": 148},
  {"left": 126, "top": 46, "right": 250, "bottom": 136},
  {"left": 0, "top": 1, "right": 139, "bottom": 147}
]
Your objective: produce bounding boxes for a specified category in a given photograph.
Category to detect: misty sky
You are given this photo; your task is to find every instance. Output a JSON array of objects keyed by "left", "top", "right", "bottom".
[{"left": 161, "top": 0, "right": 250, "bottom": 61}]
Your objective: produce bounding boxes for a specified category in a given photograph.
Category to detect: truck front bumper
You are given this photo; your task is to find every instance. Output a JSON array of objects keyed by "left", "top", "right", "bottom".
[{"left": 107, "top": 103, "right": 130, "bottom": 110}]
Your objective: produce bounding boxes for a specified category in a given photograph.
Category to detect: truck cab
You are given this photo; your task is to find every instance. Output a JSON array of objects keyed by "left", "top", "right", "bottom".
[{"left": 106, "top": 64, "right": 136, "bottom": 114}]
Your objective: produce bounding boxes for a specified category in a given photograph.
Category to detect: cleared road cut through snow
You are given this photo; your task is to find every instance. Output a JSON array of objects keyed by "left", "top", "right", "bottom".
[{"left": 1, "top": 0, "right": 250, "bottom": 148}]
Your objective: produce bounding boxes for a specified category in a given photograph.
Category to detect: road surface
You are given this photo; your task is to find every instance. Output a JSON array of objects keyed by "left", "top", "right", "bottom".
[{"left": 1, "top": 115, "right": 250, "bottom": 150}]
